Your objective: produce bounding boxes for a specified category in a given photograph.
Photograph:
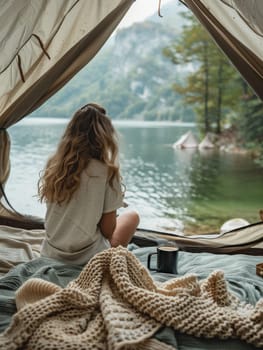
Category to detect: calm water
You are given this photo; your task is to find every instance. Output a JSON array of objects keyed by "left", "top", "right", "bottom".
[{"left": 6, "top": 118, "right": 263, "bottom": 234}]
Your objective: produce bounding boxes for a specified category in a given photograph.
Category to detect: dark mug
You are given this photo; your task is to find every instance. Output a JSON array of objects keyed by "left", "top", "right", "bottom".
[{"left": 147, "top": 246, "right": 179, "bottom": 274}]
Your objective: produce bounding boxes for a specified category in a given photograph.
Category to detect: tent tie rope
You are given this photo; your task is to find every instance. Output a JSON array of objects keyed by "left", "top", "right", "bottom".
[
  {"left": 32, "top": 34, "right": 51, "bottom": 59},
  {"left": 16, "top": 34, "right": 50, "bottom": 83},
  {"left": 17, "top": 54, "right": 25, "bottom": 83},
  {"left": 158, "top": 0, "right": 163, "bottom": 17}
]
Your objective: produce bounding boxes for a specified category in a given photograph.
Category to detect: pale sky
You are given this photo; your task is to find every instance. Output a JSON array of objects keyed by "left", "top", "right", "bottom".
[{"left": 118, "top": 0, "right": 174, "bottom": 28}]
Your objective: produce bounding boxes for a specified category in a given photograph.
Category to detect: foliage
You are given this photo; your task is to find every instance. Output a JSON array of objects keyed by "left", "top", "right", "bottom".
[
  {"left": 163, "top": 11, "right": 263, "bottom": 165},
  {"left": 163, "top": 12, "right": 242, "bottom": 135}
]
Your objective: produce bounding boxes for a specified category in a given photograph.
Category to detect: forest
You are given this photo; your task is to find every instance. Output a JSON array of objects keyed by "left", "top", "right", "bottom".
[{"left": 163, "top": 11, "right": 263, "bottom": 166}]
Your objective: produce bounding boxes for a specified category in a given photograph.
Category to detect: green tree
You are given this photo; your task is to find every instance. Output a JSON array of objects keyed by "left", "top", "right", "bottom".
[{"left": 163, "top": 12, "right": 241, "bottom": 135}]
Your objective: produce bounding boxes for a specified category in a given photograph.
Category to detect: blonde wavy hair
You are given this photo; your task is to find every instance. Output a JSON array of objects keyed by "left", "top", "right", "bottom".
[{"left": 38, "top": 103, "right": 120, "bottom": 204}]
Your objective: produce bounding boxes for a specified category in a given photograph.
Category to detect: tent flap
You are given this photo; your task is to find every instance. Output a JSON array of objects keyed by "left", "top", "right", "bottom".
[
  {"left": 0, "top": 0, "right": 134, "bottom": 211},
  {"left": 0, "top": 0, "right": 134, "bottom": 127},
  {"left": 183, "top": 0, "right": 263, "bottom": 100}
]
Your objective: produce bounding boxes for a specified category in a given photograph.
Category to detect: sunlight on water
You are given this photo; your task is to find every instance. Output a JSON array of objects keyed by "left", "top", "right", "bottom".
[{"left": 6, "top": 118, "right": 263, "bottom": 234}]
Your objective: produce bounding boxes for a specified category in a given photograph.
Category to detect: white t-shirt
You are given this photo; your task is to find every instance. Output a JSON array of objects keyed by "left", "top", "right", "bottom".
[{"left": 40, "top": 159, "right": 124, "bottom": 264}]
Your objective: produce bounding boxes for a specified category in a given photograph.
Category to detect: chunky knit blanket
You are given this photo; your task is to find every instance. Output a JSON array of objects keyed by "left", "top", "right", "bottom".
[{"left": 0, "top": 247, "right": 262, "bottom": 349}]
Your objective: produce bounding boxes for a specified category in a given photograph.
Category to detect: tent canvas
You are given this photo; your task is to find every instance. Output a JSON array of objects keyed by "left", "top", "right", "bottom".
[
  {"left": 173, "top": 130, "right": 199, "bottom": 148},
  {"left": 0, "top": 2, "right": 262, "bottom": 348},
  {"left": 198, "top": 133, "right": 215, "bottom": 149},
  {"left": 0, "top": 0, "right": 262, "bottom": 240}
]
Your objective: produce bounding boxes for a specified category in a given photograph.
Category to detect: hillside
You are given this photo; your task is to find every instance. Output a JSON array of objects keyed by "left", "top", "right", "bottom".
[{"left": 31, "top": 1, "right": 195, "bottom": 122}]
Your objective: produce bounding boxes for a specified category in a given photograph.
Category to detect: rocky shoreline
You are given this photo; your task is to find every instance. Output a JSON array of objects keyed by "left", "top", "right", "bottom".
[{"left": 207, "top": 127, "right": 251, "bottom": 155}]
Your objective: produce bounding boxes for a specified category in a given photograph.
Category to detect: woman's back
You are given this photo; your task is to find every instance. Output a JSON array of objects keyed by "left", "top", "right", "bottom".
[
  {"left": 39, "top": 103, "right": 139, "bottom": 265},
  {"left": 41, "top": 159, "right": 123, "bottom": 264}
]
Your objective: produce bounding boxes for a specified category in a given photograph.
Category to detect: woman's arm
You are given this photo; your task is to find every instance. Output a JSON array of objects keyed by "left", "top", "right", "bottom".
[
  {"left": 99, "top": 210, "right": 139, "bottom": 247},
  {"left": 98, "top": 211, "right": 117, "bottom": 241}
]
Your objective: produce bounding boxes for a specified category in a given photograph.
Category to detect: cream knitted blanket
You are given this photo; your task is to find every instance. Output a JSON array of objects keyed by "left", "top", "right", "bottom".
[{"left": 0, "top": 247, "right": 262, "bottom": 349}]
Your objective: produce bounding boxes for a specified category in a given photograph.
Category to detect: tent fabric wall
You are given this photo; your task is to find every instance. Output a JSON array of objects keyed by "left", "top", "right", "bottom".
[
  {"left": 0, "top": 0, "right": 134, "bottom": 126},
  {"left": 0, "top": 0, "right": 134, "bottom": 215},
  {"left": 0, "top": 131, "right": 10, "bottom": 188},
  {"left": 183, "top": 0, "right": 263, "bottom": 100},
  {"left": 221, "top": 0, "right": 263, "bottom": 36}
]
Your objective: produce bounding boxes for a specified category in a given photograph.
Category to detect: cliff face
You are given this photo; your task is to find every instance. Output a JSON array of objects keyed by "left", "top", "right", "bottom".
[{"left": 32, "top": 2, "right": 195, "bottom": 122}]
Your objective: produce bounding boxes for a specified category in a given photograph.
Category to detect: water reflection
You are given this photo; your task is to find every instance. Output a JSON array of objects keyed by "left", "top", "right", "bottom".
[{"left": 6, "top": 119, "right": 263, "bottom": 233}]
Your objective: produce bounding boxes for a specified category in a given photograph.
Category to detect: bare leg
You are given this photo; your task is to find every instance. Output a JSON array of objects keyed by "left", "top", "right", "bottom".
[{"left": 110, "top": 210, "right": 140, "bottom": 247}]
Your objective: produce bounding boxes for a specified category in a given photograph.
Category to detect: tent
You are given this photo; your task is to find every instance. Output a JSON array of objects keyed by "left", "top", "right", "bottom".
[
  {"left": 198, "top": 133, "right": 215, "bottom": 149},
  {"left": 0, "top": 0, "right": 262, "bottom": 235},
  {"left": 173, "top": 130, "right": 199, "bottom": 148},
  {"left": 0, "top": 2, "right": 263, "bottom": 348}
]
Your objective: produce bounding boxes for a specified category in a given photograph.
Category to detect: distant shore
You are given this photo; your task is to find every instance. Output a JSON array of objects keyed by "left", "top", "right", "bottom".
[{"left": 19, "top": 117, "right": 196, "bottom": 128}]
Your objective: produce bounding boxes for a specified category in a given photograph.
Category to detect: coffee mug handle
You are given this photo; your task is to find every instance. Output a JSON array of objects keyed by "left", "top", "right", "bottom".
[{"left": 147, "top": 252, "right": 157, "bottom": 271}]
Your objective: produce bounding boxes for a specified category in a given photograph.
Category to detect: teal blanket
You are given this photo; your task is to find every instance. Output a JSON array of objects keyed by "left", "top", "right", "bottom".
[
  {"left": 131, "top": 247, "right": 263, "bottom": 349},
  {"left": 0, "top": 246, "right": 262, "bottom": 350}
]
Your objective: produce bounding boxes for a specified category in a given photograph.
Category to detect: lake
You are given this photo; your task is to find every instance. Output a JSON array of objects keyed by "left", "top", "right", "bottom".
[{"left": 6, "top": 118, "right": 263, "bottom": 234}]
